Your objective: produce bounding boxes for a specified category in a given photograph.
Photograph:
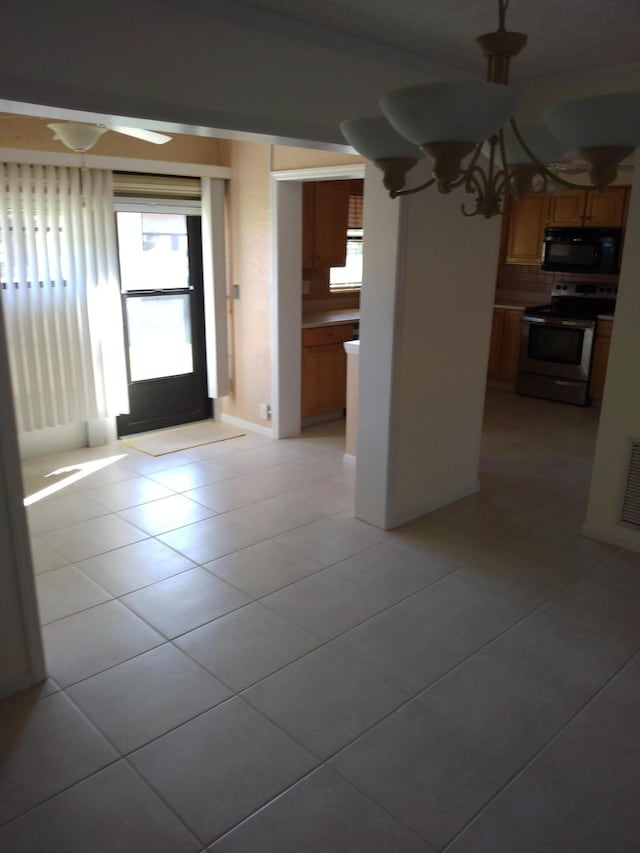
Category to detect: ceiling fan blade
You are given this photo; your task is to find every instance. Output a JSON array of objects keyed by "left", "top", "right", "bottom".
[{"left": 108, "top": 125, "right": 172, "bottom": 145}]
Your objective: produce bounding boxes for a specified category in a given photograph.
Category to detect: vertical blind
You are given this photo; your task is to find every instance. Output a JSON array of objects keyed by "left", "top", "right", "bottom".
[{"left": 0, "top": 163, "right": 128, "bottom": 432}]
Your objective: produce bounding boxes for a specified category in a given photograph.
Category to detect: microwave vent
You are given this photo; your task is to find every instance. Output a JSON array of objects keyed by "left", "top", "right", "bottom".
[{"left": 621, "top": 440, "right": 640, "bottom": 527}]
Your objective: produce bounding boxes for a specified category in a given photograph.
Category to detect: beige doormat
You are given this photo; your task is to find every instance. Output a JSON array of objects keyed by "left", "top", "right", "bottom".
[{"left": 121, "top": 420, "right": 245, "bottom": 456}]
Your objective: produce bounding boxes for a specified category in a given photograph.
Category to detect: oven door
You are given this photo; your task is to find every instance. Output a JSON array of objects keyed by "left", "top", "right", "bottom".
[{"left": 520, "top": 315, "right": 595, "bottom": 382}]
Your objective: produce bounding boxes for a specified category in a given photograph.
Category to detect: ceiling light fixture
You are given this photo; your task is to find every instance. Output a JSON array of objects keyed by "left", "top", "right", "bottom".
[{"left": 340, "top": 0, "right": 640, "bottom": 219}]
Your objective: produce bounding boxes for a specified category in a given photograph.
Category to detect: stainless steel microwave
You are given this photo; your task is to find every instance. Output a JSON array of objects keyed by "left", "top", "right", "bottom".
[{"left": 541, "top": 227, "right": 622, "bottom": 274}]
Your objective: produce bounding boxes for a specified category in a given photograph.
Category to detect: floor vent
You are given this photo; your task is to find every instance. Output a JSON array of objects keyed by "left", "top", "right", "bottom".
[{"left": 621, "top": 440, "right": 640, "bottom": 526}]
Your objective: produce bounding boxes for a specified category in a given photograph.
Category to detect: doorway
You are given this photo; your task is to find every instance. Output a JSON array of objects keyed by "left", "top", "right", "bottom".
[{"left": 114, "top": 209, "right": 211, "bottom": 436}]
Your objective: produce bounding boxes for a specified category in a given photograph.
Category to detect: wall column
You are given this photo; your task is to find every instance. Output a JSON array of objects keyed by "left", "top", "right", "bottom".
[
  {"left": 355, "top": 161, "right": 501, "bottom": 528},
  {"left": 0, "top": 298, "right": 45, "bottom": 698},
  {"left": 583, "top": 158, "right": 640, "bottom": 551}
]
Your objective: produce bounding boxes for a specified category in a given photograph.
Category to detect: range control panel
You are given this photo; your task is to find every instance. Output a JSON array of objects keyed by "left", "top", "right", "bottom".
[{"left": 552, "top": 282, "right": 618, "bottom": 299}]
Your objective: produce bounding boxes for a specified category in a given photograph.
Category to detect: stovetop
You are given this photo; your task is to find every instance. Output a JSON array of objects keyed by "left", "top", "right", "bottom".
[{"left": 525, "top": 281, "right": 618, "bottom": 320}]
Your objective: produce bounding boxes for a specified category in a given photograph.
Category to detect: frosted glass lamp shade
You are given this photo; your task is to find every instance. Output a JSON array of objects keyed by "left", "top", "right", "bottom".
[
  {"left": 380, "top": 81, "right": 519, "bottom": 146},
  {"left": 47, "top": 122, "right": 107, "bottom": 152},
  {"left": 544, "top": 92, "right": 640, "bottom": 149},
  {"left": 340, "top": 116, "right": 424, "bottom": 161}
]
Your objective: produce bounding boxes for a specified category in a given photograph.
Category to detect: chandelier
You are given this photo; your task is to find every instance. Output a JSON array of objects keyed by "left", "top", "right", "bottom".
[{"left": 340, "top": 0, "right": 640, "bottom": 219}]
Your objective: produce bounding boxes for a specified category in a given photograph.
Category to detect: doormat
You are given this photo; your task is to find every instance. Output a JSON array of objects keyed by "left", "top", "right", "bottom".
[{"left": 120, "top": 420, "right": 245, "bottom": 456}]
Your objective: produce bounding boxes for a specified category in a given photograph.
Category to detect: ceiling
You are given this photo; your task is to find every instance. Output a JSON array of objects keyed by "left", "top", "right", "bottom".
[{"left": 231, "top": 0, "right": 640, "bottom": 79}]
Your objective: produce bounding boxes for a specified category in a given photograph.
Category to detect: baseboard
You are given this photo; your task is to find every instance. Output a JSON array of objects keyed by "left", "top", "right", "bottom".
[
  {"left": 581, "top": 522, "right": 640, "bottom": 554},
  {"left": 386, "top": 478, "right": 481, "bottom": 530},
  {"left": 219, "top": 412, "right": 273, "bottom": 438}
]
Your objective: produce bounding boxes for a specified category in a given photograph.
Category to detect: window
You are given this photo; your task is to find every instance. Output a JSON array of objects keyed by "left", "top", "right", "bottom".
[
  {"left": 329, "top": 191, "right": 364, "bottom": 291},
  {"left": 329, "top": 228, "right": 363, "bottom": 290}
]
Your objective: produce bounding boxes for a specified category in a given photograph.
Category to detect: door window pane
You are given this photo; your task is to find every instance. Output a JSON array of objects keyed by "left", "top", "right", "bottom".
[
  {"left": 528, "top": 326, "right": 584, "bottom": 365},
  {"left": 117, "top": 212, "right": 189, "bottom": 291},
  {"left": 126, "top": 295, "right": 193, "bottom": 380}
]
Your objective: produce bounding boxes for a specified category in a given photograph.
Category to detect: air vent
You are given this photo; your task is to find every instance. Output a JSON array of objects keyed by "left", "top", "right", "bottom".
[{"left": 621, "top": 440, "right": 640, "bottom": 527}]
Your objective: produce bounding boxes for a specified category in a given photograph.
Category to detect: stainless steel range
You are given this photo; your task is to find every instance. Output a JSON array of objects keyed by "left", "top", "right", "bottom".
[{"left": 517, "top": 282, "right": 618, "bottom": 406}]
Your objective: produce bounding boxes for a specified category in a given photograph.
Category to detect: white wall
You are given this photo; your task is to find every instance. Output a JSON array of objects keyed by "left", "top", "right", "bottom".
[
  {"left": 583, "top": 157, "right": 640, "bottom": 551},
  {"left": 355, "top": 160, "right": 501, "bottom": 529},
  {"left": 0, "top": 299, "right": 45, "bottom": 698}
]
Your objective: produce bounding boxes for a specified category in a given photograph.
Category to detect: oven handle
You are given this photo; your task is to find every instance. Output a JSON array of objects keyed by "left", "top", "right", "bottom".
[{"left": 523, "top": 315, "right": 594, "bottom": 330}]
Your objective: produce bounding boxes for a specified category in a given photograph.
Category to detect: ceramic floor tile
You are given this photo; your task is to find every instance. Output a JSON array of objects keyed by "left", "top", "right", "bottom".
[
  {"left": 330, "top": 700, "right": 508, "bottom": 851},
  {"left": 175, "top": 601, "right": 320, "bottom": 691},
  {"left": 121, "top": 568, "right": 251, "bottom": 639},
  {"left": 225, "top": 492, "right": 331, "bottom": 538},
  {"left": 37, "top": 514, "right": 148, "bottom": 562},
  {"left": 43, "top": 600, "right": 164, "bottom": 686},
  {"left": 146, "top": 461, "right": 229, "bottom": 491},
  {"left": 0, "top": 762, "right": 200, "bottom": 853},
  {"left": 328, "top": 600, "right": 481, "bottom": 695},
  {"left": 75, "top": 538, "right": 197, "bottom": 596},
  {"left": 26, "top": 490, "right": 109, "bottom": 534},
  {"left": 261, "top": 566, "right": 397, "bottom": 641},
  {"left": 157, "top": 515, "right": 263, "bottom": 564},
  {"left": 118, "top": 493, "right": 216, "bottom": 535},
  {"left": 446, "top": 695, "right": 640, "bottom": 853},
  {"left": 209, "top": 766, "right": 433, "bottom": 852},
  {"left": 68, "top": 644, "right": 232, "bottom": 753},
  {"left": 203, "top": 539, "right": 324, "bottom": 598},
  {"left": 35, "top": 564, "right": 112, "bottom": 624},
  {"left": 0, "top": 691, "right": 117, "bottom": 825},
  {"left": 459, "top": 544, "right": 580, "bottom": 606},
  {"left": 509, "top": 520, "right": 616, "bottom": 573},
  {"left": 129, "top": 697, "right": 318, "bottom": 845},
  {"left": 244, "top": 643, "right": 408, "bottom": 758},
  {"left": 80, "top": 476, "right": 175, "bottom": 511},
  {"left": 29, "top": 535, "right": 70, "bottom": 574},
  {"left": 271, "top": 514, "right": 388, "bottom": 571}
]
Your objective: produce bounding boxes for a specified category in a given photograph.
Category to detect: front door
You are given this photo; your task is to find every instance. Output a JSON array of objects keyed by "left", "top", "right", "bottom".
[{"left": 115, "top": 209, "right": 210, "bottom": 436}]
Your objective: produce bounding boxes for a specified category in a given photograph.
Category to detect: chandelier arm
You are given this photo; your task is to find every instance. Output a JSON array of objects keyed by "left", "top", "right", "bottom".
[
  {"left": 391, "top": 176, "right": 437, "bottom": 198},
  {"left": 454, "top": 142, "right": 485, "bottom": 190},
  {"left": 461, "top": 168, "right": 486, "bottom": 216},
  {"left": 508, "top": 117, "right": 598, "bottom": 191}
]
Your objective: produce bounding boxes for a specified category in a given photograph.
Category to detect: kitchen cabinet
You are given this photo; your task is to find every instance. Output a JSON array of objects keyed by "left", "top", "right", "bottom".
[
  {"left": 547, "top": 187, "right": 627, "bottom": 227},
  {"left": 504, "top": 192, "right": 548, "bottom": 265},
  {"left": 589, "top": 318, "right": 613, "bottom": 401},
  {"left": 504, "top": 186, "right": 628, "bottom": 265},
  {"left": 302, "top": 181, "right": 350, "bottom": 270},
  {"left": 487, "top": 308, "right": 523, "bottom": 383},
  {"left": 301, "top": 323, "right": 353, "bottom": 417}
]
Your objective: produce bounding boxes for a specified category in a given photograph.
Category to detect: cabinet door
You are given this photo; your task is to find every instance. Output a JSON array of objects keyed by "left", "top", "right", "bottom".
[
  {"left": 313, "top": 181, "right": 350, "bottom": 268},
  {"left": 584, "top": 187, "right": 627, "bottom": 227},
  {"left": 301, "top": 343, "right": 347, "bottom": 417},
  {"left": 499, "top": 309, "right": 523, "bottom": 382},
  {"left": 487, "top": 308, "right": 505, "bottom": 380},
  {"left": 547, "top": 190, "right": 586, "bottom": 226},
  {"left": 589, "top": 320, "right": 613, "bottom": 399},
  {"left": 505, "top": 193, "right": 549, "bottom": 264}
]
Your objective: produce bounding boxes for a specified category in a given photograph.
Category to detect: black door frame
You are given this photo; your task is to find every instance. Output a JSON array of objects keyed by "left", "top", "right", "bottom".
[{"left": 115, "top": 211, "right": 211, "bottom": 436}]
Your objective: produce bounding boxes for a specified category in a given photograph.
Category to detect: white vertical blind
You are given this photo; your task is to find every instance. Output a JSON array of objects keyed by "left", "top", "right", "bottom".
[{"left": 0, "top": 163, "right": 128, "bottom": 432}]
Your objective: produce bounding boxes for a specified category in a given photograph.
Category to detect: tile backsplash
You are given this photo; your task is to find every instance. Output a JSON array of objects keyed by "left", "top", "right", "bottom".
[{"left": 496, "top": 261, "right": 619, "bottom": 297}]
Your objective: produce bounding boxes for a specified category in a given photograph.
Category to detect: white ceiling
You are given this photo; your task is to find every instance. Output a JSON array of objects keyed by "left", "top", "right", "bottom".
[{"left": 231, "top": 0, "right": 640, "bottom": 79}]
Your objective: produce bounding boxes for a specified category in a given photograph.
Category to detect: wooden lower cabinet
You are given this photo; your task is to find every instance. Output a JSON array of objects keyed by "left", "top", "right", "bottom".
[
  {"left": 488, "top": 307, "right": 523, "bottom": 383},
  {"left": 589, "top": 318, "right": 613, "bottom": 401},
  {"left": 301, "top": 324, "right": 353, "bottom": 417}
]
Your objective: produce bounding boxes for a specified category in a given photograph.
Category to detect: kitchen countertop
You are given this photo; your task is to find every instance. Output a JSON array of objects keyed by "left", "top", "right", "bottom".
[{"left": 302, "top": 309, "right": 360, "bottom": 329}]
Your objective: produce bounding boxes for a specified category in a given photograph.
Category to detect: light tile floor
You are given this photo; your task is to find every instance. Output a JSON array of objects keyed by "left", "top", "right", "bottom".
[{"left": 2, "top": 389, "right": 640, "bottom": 851}]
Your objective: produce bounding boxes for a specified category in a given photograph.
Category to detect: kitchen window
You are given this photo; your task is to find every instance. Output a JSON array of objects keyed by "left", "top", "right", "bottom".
[{"left": 329, "top": 191, "right": 364, "bottom": 291}]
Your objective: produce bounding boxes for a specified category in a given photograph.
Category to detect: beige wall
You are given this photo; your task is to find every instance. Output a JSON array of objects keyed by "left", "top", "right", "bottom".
[
  {"left": 0, "top": 115, "right": 230, "bottom": 165},
  {"left": 221, "top": 140, "right": 272, "bottom": 425},
  {"left": 272, "top": 144, "right": 362, "bottom": 171}
]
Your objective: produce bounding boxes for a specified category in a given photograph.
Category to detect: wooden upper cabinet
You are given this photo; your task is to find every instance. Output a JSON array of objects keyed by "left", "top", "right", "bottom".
[
  {"left": 584, "top": 187, "right": 627, "bottom": 227},
  {"left": 547, "top": 186, "right": 627, "bottom": 228},
  {"left": 547, "top": 189, "right": 585, "bottom": 227},
  {"left": 505, "top": 192, "right": 549, "bottom": 265},
  {"left": 302, "top": 181, "right": 350, "bottom": 270}
]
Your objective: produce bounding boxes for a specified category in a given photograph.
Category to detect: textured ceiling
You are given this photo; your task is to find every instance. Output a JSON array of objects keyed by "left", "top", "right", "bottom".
[{"left": 231, "top": 0, "right": 640, "bottom": 79}]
